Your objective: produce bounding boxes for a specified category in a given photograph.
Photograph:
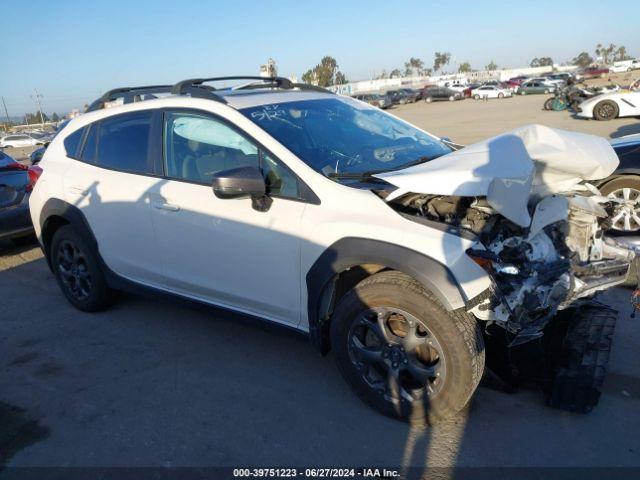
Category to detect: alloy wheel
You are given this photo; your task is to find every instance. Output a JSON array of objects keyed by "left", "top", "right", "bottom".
[
  {"left": 57, "top": 240, "right": 92, "bottom": 300},
  {"left": 347, "top": 307, "right": 446, "bottom": 405},
  {"left": 608, "top": 187, "right": 640, "bottom": 231}
]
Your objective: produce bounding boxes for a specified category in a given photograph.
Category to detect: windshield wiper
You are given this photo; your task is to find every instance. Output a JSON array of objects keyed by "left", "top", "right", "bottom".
[{"left": 327, "top": 171, "right": 386, "bottom": 180}]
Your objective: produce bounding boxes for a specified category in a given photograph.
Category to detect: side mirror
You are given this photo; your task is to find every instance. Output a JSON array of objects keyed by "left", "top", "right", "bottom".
[
  {"left": 212, "top": 166, "right": 265, "bottom": 199},
  {"left": 211, "top": 166, "right": 272, "bottom": 211}
]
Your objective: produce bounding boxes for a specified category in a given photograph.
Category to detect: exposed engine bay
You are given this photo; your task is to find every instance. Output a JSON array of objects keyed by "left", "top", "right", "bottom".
[
  {"left": 388, "top": 190, "right": 633, "bottom": 345},
  {"left": 371, "top": 124, "right": 635, "bottom": 412}
]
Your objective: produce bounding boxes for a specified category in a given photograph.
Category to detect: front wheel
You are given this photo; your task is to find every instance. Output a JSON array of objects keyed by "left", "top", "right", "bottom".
[
  {"left": 424, "top": 97, "right": 432, "bottom": 103},
  {"left": 544, "top": 98, "right": 554, "bottom": 110},
  {"left": 448, "top": 95, "right": 455, "bottom": 101},
  {"left": 498, "top": 93, "right": 504, "bottom": 99},
  {"left": 330, "top": 271, "right": 485, "bottom": 425}
]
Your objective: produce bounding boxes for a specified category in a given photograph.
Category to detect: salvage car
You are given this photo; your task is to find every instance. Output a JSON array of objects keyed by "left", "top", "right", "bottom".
[
  {"left": 422, "top": 86, "right": 462, "bottom": 102},
  {"left": 0, "top": 133, "right": 45, "bottom": 149},
  {"left": 30, "top": 76, "right": 634, "bottom": 423},
  {"left": 576, "top": 81, "right": 640, "bottom": 120},
  {"left": 1, "top": 150, "right": 41, "bottom": 242},
  {"left": 471, "top": 85, "right": 512, "bottom": 99},
  {"left": 353, "top": 93, "right": 392, "bottom": 109},
  {"left": 387, "top": 89, "right": 419, "bottom": 104},
  {"left": 519, "top": 81, "right": 556, "bottom": 95}
]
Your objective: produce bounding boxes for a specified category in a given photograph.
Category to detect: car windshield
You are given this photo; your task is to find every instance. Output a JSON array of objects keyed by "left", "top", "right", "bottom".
[{"left": 240, "top": 97, "right": 451, "bottom": 177}]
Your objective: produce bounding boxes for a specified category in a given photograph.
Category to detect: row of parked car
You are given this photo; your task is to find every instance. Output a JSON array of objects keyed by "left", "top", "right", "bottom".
[
  {"left": 0, "top": 130, "right": 55, "bottom": 149},
  {"left": 354, "top": 65, "right": 639, "bottom": 109}
]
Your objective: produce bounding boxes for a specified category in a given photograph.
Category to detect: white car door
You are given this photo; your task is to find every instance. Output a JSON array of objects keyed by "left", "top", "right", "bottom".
[
  {"left": 62, "top": 111, "right": 165, "bottom": 285},
  {"left": 149, "top": 109, "right": 309, "bottom": 326}
]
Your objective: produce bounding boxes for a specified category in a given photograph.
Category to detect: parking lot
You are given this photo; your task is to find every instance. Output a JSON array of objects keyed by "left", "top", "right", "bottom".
[{"left": 1, "top": 94, "right": 639, "bottom": 472}]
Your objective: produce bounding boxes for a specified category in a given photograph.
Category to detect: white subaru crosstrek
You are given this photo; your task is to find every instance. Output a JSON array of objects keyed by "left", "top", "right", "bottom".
[{"left": 30, "top": 76, "right": 634, "bottom": 423}]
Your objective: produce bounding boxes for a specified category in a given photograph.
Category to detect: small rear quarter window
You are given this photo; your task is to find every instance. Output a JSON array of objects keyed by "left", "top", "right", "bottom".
[{"left": 63, "top": 128, "right": 85, "bottom": 158}]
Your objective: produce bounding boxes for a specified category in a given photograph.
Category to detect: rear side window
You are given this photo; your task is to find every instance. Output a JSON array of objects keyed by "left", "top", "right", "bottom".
[
  {"left": 63, "top": 128, "right": 85, "bottom": 158},
  {"left": 81, "top": 125, "right": 98, "bottom": 164},
  {"left": 96, "top": 112, "right": 152, "bottom": 174}
]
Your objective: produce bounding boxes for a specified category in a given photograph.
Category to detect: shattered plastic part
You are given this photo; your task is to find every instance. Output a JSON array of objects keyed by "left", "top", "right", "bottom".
[{"left": 383, "top": 125, "right": 633, "bottom": 342}]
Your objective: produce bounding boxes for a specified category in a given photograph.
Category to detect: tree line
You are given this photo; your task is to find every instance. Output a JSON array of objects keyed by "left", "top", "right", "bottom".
[{"left": 302, "top": 42, "right": 634, "bottom": 87}]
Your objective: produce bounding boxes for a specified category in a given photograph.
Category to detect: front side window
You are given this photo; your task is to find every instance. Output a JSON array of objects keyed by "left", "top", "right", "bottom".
[
  {"left": 163, "top": 112, "right": 299, "bottom": 198},
  {"left": 241, "top": 97, "right": 451, "bottom": 178},
  {"left": 96, "top": 112, "right": 152, "bottom": 174}
]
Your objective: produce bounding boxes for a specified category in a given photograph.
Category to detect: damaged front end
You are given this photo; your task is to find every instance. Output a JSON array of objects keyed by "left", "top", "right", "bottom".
[
  {"left": 376, "top": 125, "right": 635, "bottom": 411},
  {"left": 388, "top": 191, "right": 632, "bottom": 344}
]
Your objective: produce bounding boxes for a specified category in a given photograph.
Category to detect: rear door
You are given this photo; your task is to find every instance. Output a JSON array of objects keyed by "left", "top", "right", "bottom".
[{"left": 62, "top": 111, "right": 164, "bottom": 285}]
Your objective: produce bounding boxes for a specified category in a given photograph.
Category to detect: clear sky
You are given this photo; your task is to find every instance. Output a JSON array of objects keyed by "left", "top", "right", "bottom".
[{"left": 1, "top": 0, "right": 639, "bottom": 116}]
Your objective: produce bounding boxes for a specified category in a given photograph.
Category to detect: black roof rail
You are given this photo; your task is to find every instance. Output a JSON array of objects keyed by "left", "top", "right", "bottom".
[
  {"left": 171, "top": 76, "right": 295, "bottom": 95},
  {"left": 87, "top": 76, "right": 335, "bottom": 113},
  {"left": 86, "top": 85, "right": 172, "bottom": 112}
]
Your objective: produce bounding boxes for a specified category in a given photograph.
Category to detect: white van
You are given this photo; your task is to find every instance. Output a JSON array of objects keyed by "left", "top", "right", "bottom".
[{"left": 610, "top": 60, "right": 634, "bottom": 73}]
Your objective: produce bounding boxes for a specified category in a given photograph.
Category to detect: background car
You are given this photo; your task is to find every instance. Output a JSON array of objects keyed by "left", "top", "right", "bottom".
[
  {"left": 0, "top": 133, "right": 44, "bottom": 148},
  {"left": 422, "top": 86, "right": 462, "bottom": 102},
  {"left": 353, "top": 93, "right": 392, "bottom": 109},
  {"left": 0, "top": 150, "right": 41, "bottom": 242},
  {"left": 576, "top": 66, "right": 610, "bottom": 80},
  {"left": 386, "top": 88, "right": 419, "bottom": 104},
  {"left": 595, "top": 134, "right": 640, "bottom": 232},
  {"left": 527, "top": 76, "right": 564, "bottom": 88},
  {"left": 446, "top": 84, "right": 472, "bottom": 98},
  {"left": 471, "top": 85, "right": 512, "bottom": 99},
  {"left": 519, "top": 81, "right": 556, "bottom": 95},
  {"left": 576, "top": 87, "right": 640, "bottom": 120}
]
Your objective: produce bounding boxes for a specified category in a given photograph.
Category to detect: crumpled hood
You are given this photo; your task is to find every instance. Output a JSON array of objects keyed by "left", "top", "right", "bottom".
[{"left": 375, "top": 124, "right": 618, "bottom": 227}]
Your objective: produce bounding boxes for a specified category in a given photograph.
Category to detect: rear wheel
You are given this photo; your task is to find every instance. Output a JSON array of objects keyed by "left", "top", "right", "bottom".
[
  {"left": 330, "top": 271, "right": 485, "bottom": 425},
  {"left": 50, "top": 225, "right": 113, "bottom": 312},
  {"left": 498, "top": 92, "right": 504, "bottom": 99},
  {"left": 448, "top": 95, "right": 455, "bottom": 101},
  {"left": 544, "top": 98, "right": 554, "bottom": 110},
  {"left": 593, "top": 100, "right": 619, "bottom": 120},
  {"left": 425, "top": 97, "right": 432, "bottom": 103}
]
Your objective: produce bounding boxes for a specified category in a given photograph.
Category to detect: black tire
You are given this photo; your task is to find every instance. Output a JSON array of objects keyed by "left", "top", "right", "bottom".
[
  {"left": 498, "top": 92, "right": 504, "bottom": 99},
  {"left": 543, "top": 98, "right": 554, "bottom": 110},
  {"left": 593, "top": 100, "right": 619, "bottom": 120},
  {"left": 330, "top": 271, "right": 484, "bottom": 425},
  {"left": 50, "top": 225, "right": 113, "bottom": 312}
]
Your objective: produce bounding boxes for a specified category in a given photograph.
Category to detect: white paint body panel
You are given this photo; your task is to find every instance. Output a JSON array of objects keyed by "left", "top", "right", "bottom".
[
  {"left": 577, "top": 91, "right": 640, "bottom": 119},
  {"left": 29, "top": 94, "right": 513, "bottom": 331},
  {"left": 376, "top": 124, "right": 618, "bottom": 227}
]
